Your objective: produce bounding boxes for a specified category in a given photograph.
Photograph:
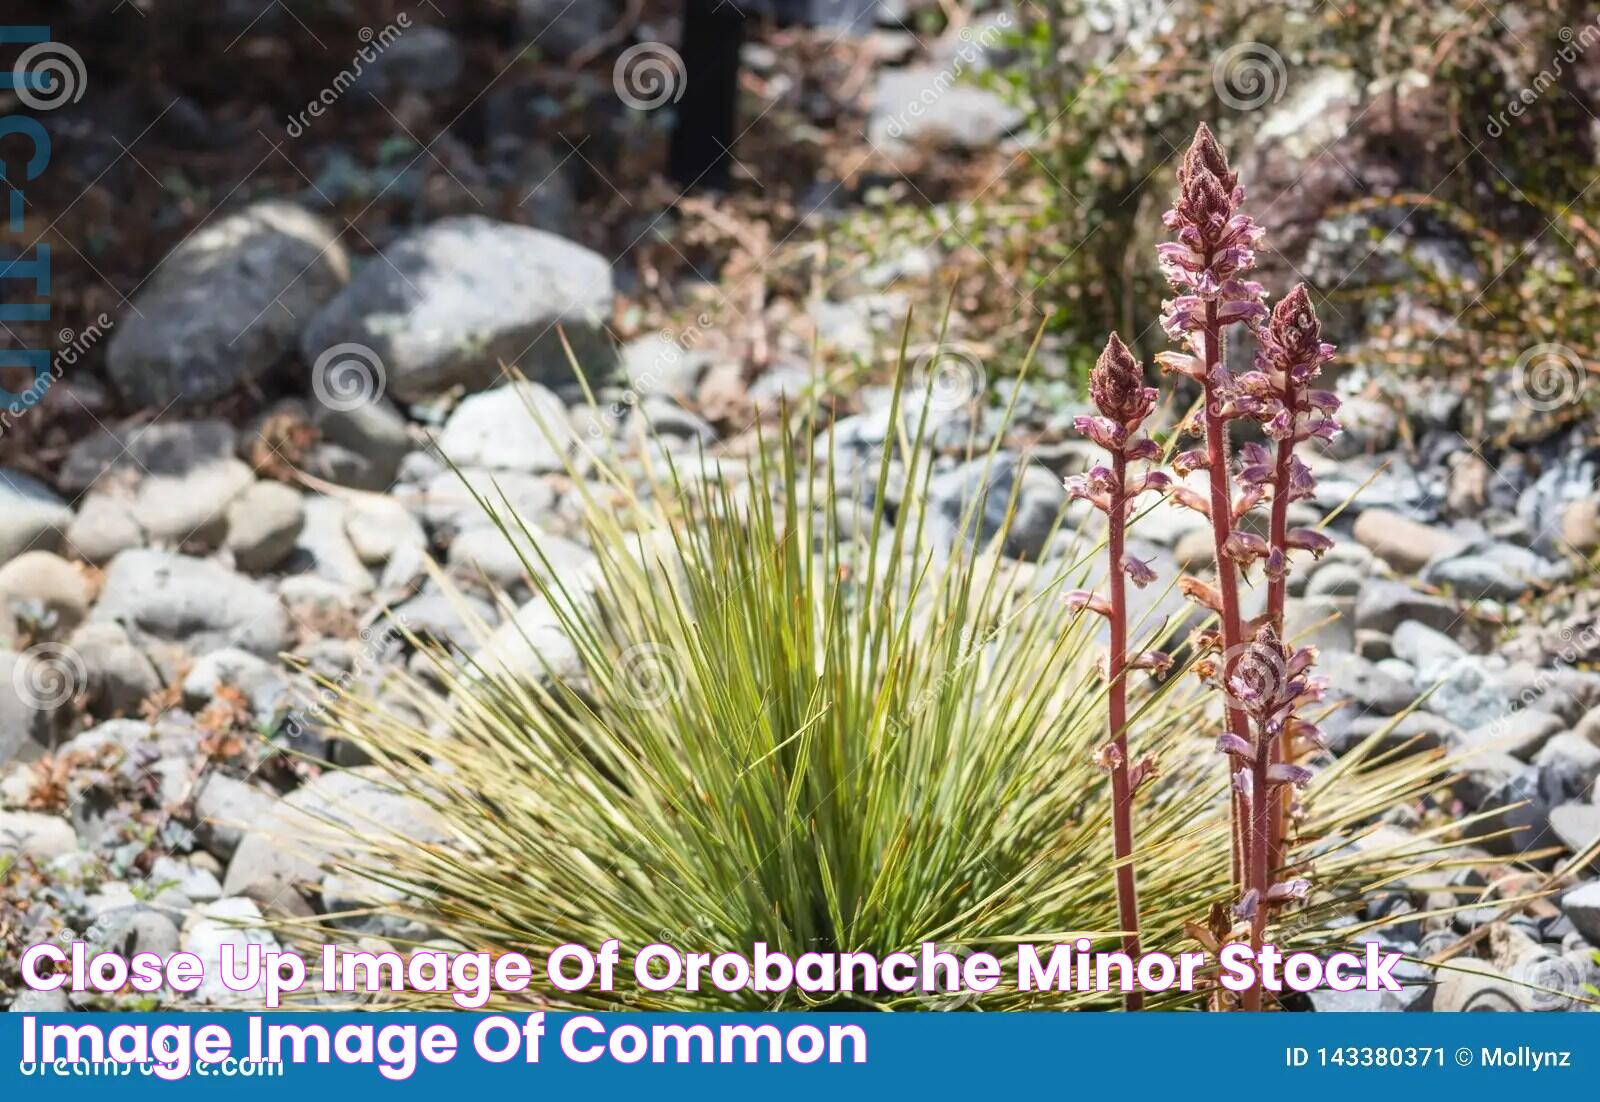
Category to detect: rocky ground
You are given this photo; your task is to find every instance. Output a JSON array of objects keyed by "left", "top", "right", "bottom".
[{"left": 3, "top": 2, "right": 1600, "bottom": 1012}]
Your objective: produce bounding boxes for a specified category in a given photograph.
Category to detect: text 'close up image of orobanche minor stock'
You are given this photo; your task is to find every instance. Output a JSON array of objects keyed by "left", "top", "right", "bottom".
[{"left": 2, "top": 0, "right": 1600, "bottom": 1097}]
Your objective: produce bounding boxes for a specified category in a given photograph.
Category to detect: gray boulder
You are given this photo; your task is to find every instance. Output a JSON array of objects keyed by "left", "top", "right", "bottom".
[
  {"left": 288, "top": 497, "right": 374, "bottom": 592},
  {"left": 1336, "top": 710, "right": 1459, "bottom": 757},
  {"left": 1560, "top": 881, "right": 1600, "bottom": 944},
  {"left": 0, "top": 469, "right": 72, "bottom": 565},
  {"left": 0, "top": 810, "right": 77, "bottom": 860},
  {"left": 620, "top": 332, "right": 713, "bottom": 398},
  {"left": 1458, "top": 753, "right": 1556, "bottom": 857},
  {"left": 183, "top": 648, "right": 292, "bottom": 724},
  {"left": 928, "top": 452, "right": 1065, "bottom": 561},
  {"left": 414, "top": 468, "right": 558, "bottom": 534},
  {"left": 301, "top": 216, "right": 614, "bottom": 402},
  {"left": 65, "top": 495, "right": 145, "bottom": 564},
  {"left": 1534, "top": 733, "right": 1600, "bottom": 803},
  {"left": 1391, "top": 619, "right": 1467, "bottom": 684},
  {"left": 91, "top": 550, "right": 291, "bottom": 658},
  {"left": 869, "top": 66, "right": 1024, "bottom": 151},
  {"left": 193, "top": 772, "right": 279, "bottom": 861},
  {"left": 60, "top": 419, "right": 238, "bottom": 495},
  {"left": 85, "top": 905, "right": 181, "bottom": 959},
  {"left": 1421, "top": 540, "right": 1570, "bottom": 601},
  {"left": 224, "top": 481, "right": 306, "bottom": 573},
  {"left": 222, "top": 767, "right": 449, "bottom": 919},
  {"left": 1548, "top": 804, "right": 1600, "bottom": 870},
  {"left": 129, "top": 459, "right": 255, "bottom": 550},
  {"left": 448, "top": 522, "right": 595, "bottom": 596},
  {"left": 1429, "top": 657, "right": 1516, "bottom": 733},
  {"left": 107, "top": 202, "right": 348, "bottom": 407},
  {"left": 312, "top": 397, "right": 412, "bottom": 491},
  {"left": 1354, "top": 579, "right": 1460, "bottom": 636},
  {"left": 474, "top": 588, "right": 592, "bottom": 687},
  {"left": 1460, "top": 708, "right": 1564, "bottom": 761},
  {"left": 1324, "top": 652, "right": 1415, "bottom": 715},
  {"left": 1432, "top": 959, "right": 1525, "bottom": 1011},
  {"left": 1284, "top": 595, "right": 1354, "bottom": 654},
  {"left": 70, "top": 622, "right": 164, "bottom": 717},
  {"left": 0, "top": 650, "right": 75, "bottom": 758}
]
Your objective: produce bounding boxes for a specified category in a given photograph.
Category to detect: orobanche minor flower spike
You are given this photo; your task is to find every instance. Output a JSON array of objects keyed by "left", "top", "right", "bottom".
[
  {"left": 1089, "top": 122, "right": 1337, "bottom": 1011},
  {"left": 1064, "top": 333, "right": 1172, "bottom": 1011},
  {"left": 1154, "top": 122, "right": 1266, "bottom": 913},
  {"left": 1236, "top": 284, "right": 1340, "bottom": 878}
]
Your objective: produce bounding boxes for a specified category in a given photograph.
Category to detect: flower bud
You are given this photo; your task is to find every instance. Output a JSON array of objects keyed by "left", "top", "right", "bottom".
[{"left": 1090, "top": 333, "right": 1156, "bottom": 427}]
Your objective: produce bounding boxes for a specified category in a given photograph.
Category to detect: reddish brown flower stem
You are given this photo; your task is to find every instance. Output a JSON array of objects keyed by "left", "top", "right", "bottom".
[
  {"left": 1199, "top": 303, "right": 1255, "bottom": 894},
  {"left": 1106, "top": 449, "right": 1144, "bottom": 1012},
  {"left": 1265, "top": 429, "right": 1295, "bottom": 884},
  {"left": 1199, "top": 302, "right": 1265, "bottom": 1012}
]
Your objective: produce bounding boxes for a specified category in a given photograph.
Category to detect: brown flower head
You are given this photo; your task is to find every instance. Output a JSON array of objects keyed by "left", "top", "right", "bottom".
[
  {"left": 1265, "top": 284, "right": 1322, "bottom": 366},
  {"left": 1178, "top": 122, "right": 1237, "bottom": 193},
  {"left": 1090, "top": 333, "right": 1156, "bottom": 427}
]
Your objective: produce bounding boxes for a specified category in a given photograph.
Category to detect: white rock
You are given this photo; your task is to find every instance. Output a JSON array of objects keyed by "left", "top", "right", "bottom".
[
  {"left": 180, "top": 898, "right": 281, "bottom": 1005},
  {"left": 436, "top": 381, "right": 577, "bottom": 474},
  {"left": 0, "top": 810, "right": 77, "bottom": 861}
]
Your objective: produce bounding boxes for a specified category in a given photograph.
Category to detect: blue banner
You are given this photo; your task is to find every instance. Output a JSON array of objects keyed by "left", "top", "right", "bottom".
[{"left": 2, "top": 1012, "right": 1594, "bottom": 1097}]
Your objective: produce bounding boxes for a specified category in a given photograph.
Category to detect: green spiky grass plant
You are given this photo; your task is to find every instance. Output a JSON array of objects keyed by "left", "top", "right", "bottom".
[{"left": 306, "top": 343, "right": 1511, "bottom": 1012}]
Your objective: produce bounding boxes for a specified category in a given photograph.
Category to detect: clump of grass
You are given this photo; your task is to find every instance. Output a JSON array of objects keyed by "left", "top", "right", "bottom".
[{"left": 303, "top": 334, "right": 1494, "bottom": 1011}]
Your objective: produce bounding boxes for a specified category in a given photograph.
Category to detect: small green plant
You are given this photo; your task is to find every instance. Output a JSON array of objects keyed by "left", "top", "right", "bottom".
[{"left": 984, "top": 1, "right": 1593, "bottom": 368}]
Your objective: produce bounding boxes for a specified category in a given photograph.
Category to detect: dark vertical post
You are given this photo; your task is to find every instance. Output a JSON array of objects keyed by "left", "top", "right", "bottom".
[{"left": 669, "top": 0, "right": 748, "bottom": 190}]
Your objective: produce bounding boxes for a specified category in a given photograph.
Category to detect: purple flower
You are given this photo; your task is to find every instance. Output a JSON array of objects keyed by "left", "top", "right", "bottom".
[
  {"left": 1268, "top": 763, "right": 1314, "bottom": 789},
  {"left": 1123, "top": 554, "right": 1159, "bottom": 588},
  {"left": 1063, "top": 590, "right": 1111, "bottom": 618},
  {"left": 1286, "top": 528, "right": 1334, "bottom": 557},
  {"left": 1266, "top": 879, "right": 1311, "bottom": 904},
  {"left": 1216, "top": 732, "right": 1254, "bottom": 759}
]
